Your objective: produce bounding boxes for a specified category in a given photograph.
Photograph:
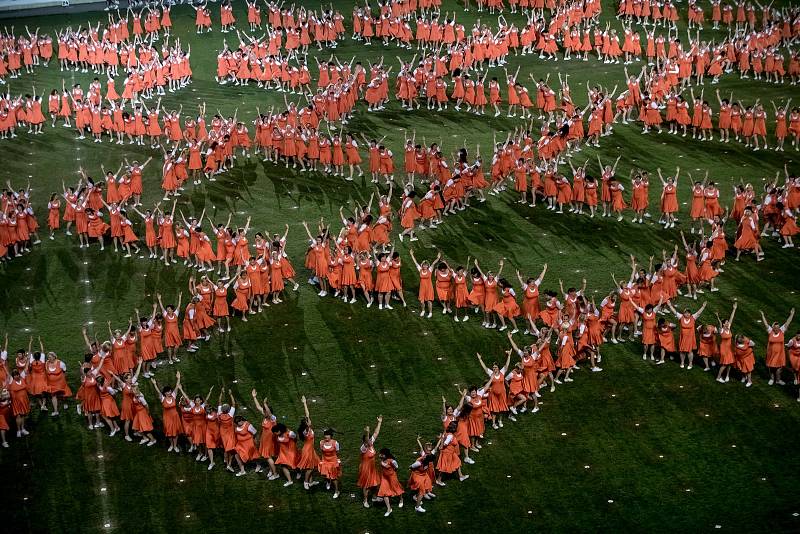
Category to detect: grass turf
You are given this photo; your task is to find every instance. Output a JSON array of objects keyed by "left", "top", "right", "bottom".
[{"left": 0, "top": 1, "right": 800, "bottom": 532}]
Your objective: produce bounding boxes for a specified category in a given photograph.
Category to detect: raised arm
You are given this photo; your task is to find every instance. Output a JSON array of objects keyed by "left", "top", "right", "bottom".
[
  {"left": 693, "top": 302, "right": 707, "bottom": 320},
  {"left": 476, "top": 352, "right": 489, "bottom": 374},
  {"left": 371, "top": 415, "right": 383, "bottom": 443},
  {"left": 507, "top": 331, "right": 521, "bottom": 354},
  {"left": 782, "top": 308, "right": 795, "bottom": 331},
  {"left": 409, "top": 249, "right": 421, "bottom": 270},
  {"left": 727, "top": 301, "right": 738, "bottom": 327},
  {"left": 300, "top": 395, "right": 311, "bottom": 425},
  {"left": 759, "top": 310, "right": 771, "bottom": 330},
  {"left": 251, "top": 388, "right": 265, "bottom": 415}
]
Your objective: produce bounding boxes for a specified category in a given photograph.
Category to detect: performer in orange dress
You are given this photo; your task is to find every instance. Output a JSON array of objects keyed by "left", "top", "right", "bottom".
[
  {"left": 131, "top": 384, "right": 157, "bottom": 446},
  {"left": 759, "top": 308, "right": 795, "bottom": 386},
  {"left": 476, "top": 351, "right": 511, "bottom": 430},
  {"left": 296, "top": 396, "right": 322, "bottom": 489},
  {"left": 250, "top": 388, "right": 279, "bottom": 480},
  {"left": 318, "top": 428, "right": 342, "bottom": 499},
  {"left": 377, "top": 448, "right": 404, "bottom": 517},
  {"left": 734, "top": 207, "right": 764, "bottom": 262},
  {"left": 157, "top": 293, "right": 182, "bottom": 365},
  {"left": 409, "top": 249, "right": 439, "bottom": 318},
  {"left": 43, "top": 350, "right": 72, "bottom": 415},
  {"left": 667, "top": 301, "right": 708, "bottom": 369},
  {"left": 232, "top": 415, "right": 259, "bottom": 477},
  {"left": 715, "top": 302, "right": 737, "bottom": 383},
  {"left": 273, "top": 422, "right": 299, "bottom": 486},
  {"left": 357, "top": 416, "right": 383, "bottom": 508},
  {"left": 8, "top": 369, "right": 30, "bottom": 437},
  {"left": 150, "top": 372, "right": 184, "bottom": 453},
  {"left": 408, "top": 440, "right": 437, "bottom": 513},
  {"left": 434, "top": 420, "right": 470, "bottom": 486},
  {"left": 733, "top": 335, "right": 756, "bottom": 388}
]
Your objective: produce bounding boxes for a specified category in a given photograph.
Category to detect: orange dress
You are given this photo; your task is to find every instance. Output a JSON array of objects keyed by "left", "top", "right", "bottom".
[
  {"left": 400, "top": 197, "right": 419, "bottom": 229},
  {"left": 495, "top": 287, "right": 520, "bottom": 318},
  {"left": 718, "top": 330, "right": 734, "bottom": 365},
  {"left": 205, "top": 412, "right": 221, "bottom": 448},
  {"left": 234, "top": 422, "right": 260, "bottom": 462},
  {"left": 296, "top": 428, "right": 321, "bottom": 470},
  {"left": 161, "top": 394, "right": 183, "bottom": 437},
  {"left": 258, "top": 416, "right": 277, "bottom": 457},
  {"left": 469, "top": 276, "right": 485, "bottom": 309},
  {"left": 9, "top": 379, "right": 30, "bottom": 416},
  {"left": 219, "top": 412, "right": 236, "bottom": 451},
  {"left": 678, "top": 315, "right": 697, "bottom": 352},
  {"left": 418, "top": 267, "right": 434, "bottom": 302},
  {"left": 357, "top": 441, "right": 380, "bottom": 488},
  {"left": 318, "top": 439, "right": 341, "bottom": 480},
  {"left": 435, "top": 432, "right": 461, "bottom": 473},
  {"left": 27, "top": 359, "right": 48, "bottom": 395},
  {"left": 453, "top": 274, "right": 469, "bottom": 308},
  {"left": 486, "top": 371, "right": 508, "bottom": 413},
  {"left": 98, "top": 386, "right": 120, "bottom": 418},
  {"left": 408, "top": 455, "right": 433, "bottom": 495},
  {"left": 435, "top": 269, "right": 451, "bottom": 301},
  {"left": 275, "top": 432, "right": 298, "bottom": 468},
  {"left": 213, "top": 286, "right": 229, "bottom": 317},
  {"left": 132, "top": 395, "right": 154, "bottom": 432},
  {"left": 484, "top": 278, "right": 499, "bottom": 312},
  {"left": 375, "top": 261, "right": 393, "bottom": 293},
  {"left": 521, "top": 283, "right": 540, "bottom": 320},
  {"left": 765, "top": 330, "right": 786, "bottom": 368},
  {"left": 377, "top": 459, "right": 404, "bottom": 497},
  {"left": 734, "top": 339, "right": 755, "bottom": 374},
  {"left": 163, "top": 312, "right": 182, "bottom": 347},
  {"left": 45, "top": 360, "right": 72, "bottom": 396},
  {"left": 557, "top": 332, "right": 577, "bottom": 368},
  {"left": 82, "top": 374, "right": 102, "bottom": 413}
]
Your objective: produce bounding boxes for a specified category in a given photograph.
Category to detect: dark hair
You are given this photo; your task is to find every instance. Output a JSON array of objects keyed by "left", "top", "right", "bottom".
[{"left": 297, "top": 418, "right": 310, "bottom": 438}]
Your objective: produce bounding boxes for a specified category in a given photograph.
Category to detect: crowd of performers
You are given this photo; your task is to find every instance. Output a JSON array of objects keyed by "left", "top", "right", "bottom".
[
  {"left": 1, "top": 124, "right": 798, "bottom": 263},
  {"left": 1, "top": 232, "right": 798, "bottom": 513},
  {"left": 1, "top": 0, "right": 799, "bottom": 517},
  {"left": 1, "top": 0, "right": 800, "bottom": 149}
]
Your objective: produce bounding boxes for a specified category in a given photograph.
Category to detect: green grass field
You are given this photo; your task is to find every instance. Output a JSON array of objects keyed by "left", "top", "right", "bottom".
[{"left": 1, "top": 1, "right": 800, "bottom": 532}]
